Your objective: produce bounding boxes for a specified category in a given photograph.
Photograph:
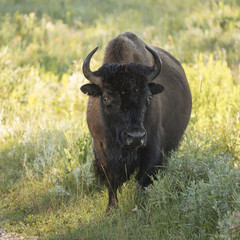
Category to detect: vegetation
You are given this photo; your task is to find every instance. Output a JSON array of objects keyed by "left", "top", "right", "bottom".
[{"left": 0, "top": 0, "right": 240, "bottom": 239}]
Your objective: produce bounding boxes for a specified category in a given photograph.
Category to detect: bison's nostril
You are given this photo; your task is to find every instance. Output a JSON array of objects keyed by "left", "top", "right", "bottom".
[{"left": 126, "top": 138, "right": 133, "bottom": 146}]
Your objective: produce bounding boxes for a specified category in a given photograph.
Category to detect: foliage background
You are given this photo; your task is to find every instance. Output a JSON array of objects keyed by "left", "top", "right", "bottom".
[{"left": 0, "top": 0, "right": 240, "bottom": 239}]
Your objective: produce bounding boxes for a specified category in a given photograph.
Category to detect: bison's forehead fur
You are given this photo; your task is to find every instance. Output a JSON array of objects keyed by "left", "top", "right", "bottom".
[{"left": 97, "top": 63, "right": 151, "bottom": 93}]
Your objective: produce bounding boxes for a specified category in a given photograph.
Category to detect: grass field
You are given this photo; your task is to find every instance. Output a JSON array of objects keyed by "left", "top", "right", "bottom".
[{"left": 0, "top": 0, "right": 240, "bottom": 239}]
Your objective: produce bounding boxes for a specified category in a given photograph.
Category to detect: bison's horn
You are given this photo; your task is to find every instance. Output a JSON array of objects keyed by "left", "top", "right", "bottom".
[
  {"left": 82, "top": 47, "right": 101, "bottom": 86},
  {"left": 145, "top": 46, "right": 162, "bottom": 81}
]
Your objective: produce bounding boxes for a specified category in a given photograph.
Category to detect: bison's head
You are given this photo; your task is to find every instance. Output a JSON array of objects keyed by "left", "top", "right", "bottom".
[{"left": 81, "top": 46, "right": 164, "bottom": 148}]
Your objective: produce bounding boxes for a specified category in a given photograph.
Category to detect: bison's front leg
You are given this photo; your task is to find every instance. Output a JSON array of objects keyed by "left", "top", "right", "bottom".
[
  {"left": 106, "top": 183, "right": 118, "bottom": 213},
  {"left": 97, "top": 159, "right": 119, "bottom": 212},
  {"left": 92, "top": 142, "right": 117, "bottom": 211}
]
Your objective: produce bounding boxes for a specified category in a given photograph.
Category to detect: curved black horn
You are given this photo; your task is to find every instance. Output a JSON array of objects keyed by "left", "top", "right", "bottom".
[
  {"left": 82, "top": 47, "right": 101, "bottom": 86},
  {"left": 145, "top": 45, "right": 162, "bottom": 81}
]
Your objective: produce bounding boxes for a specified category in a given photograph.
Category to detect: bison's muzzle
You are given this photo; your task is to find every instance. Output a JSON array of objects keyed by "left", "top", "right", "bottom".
[{"left": 122, "top": 126, "right": 146, "bottom": 148}]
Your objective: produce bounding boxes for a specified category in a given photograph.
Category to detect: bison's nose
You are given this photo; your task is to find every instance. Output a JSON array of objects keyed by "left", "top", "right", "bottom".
[{"left": 124, "top": 128, "right": 146, "bottom": 147}]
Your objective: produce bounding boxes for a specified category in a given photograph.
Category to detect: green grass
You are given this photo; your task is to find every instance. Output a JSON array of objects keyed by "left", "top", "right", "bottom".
[{"left": 0, "top": 0, "right": 240, "bottom": 239}]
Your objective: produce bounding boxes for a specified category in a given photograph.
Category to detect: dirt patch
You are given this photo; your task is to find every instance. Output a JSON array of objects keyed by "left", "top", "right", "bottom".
[{"left": 0, "top": 228, "right": 39, "bottom": 240}]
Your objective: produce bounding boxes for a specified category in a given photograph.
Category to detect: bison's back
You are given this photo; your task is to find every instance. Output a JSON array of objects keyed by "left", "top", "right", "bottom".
[
  {"left": 147, "top": 46, "right": 192, "bottom": 152},
  {"left": 103, "top": 32, "right": 152, "bottom": 65}
]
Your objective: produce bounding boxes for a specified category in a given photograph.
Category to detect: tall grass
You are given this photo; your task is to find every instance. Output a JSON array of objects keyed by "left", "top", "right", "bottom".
[{"left": 0, "top": 0, "right": 240, "bottom": 239}]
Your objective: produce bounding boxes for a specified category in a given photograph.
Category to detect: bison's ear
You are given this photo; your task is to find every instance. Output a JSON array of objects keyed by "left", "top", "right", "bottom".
[
  {"left": 148, "top": 83, "right": 164, "bottom": 95},
  {"left": 80, "top": 84, "right": 102, "bottom": 97}
]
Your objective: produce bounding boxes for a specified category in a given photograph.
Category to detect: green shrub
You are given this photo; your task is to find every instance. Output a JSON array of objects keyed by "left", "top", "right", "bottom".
[{"left": 177, "top": 1, "right": 240, "bottom": 67}]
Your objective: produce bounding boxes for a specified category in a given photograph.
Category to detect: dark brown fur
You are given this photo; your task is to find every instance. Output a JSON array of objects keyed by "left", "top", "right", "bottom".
[{"left": 81, "top": 32, "right": 192, "bottom": 211}]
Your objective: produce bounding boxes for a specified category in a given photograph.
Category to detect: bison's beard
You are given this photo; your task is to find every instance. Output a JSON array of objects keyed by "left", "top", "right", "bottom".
[{"left": 106, "top": 138, "right": 139, "bottom": 187}]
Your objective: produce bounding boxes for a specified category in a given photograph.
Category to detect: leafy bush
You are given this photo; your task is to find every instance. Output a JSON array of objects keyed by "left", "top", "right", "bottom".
[
  {"left": 184, "top": 55, "right": 240, "bottom": 156},
  {"left": 177, "top": 1, "right": 240, "bottom": 67},
  {"left": 145, "top": 150, "right": 240, "bottom": 239}
]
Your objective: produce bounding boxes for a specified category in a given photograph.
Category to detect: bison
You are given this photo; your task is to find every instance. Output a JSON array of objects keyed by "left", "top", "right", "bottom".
[{"left": 80, "top": 32, "right": 192, "bottom": 211}]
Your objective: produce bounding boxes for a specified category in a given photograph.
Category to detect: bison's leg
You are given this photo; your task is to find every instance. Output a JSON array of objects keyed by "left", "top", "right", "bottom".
[
  {"left": 92, "top": 142, "right": 120, "bottom": 212},
  {"left": 95, "top": 161, "right": 118, "bottom": 212},
  {"left": 137, "top": 166, "right": 159, "bottom": 187},
  {"left": 106, "top": 182, "right": 118, "bottom": 213},
  {"left": 136, "top": 147, "right": 165, "bottom": 188},
  {"left": 92, "top": 143, "right": 118, "bottom": 211}
]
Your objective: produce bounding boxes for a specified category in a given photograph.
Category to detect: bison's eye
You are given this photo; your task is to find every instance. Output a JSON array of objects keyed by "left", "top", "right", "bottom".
[
  {"left": 103, "top": 97, "right": 108, "bottom": 103},
  {"left": 146, "top": 95, "right": 152, "bottom": 105},
  {"left": 102, "top": 96, "right": 112, "bottom": 105}
]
